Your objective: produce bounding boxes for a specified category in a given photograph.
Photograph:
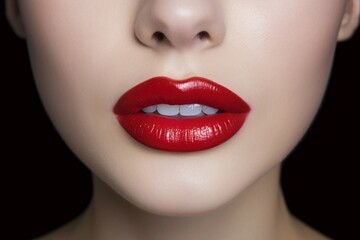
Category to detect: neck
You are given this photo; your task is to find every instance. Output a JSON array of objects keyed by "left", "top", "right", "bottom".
[{"left": 73, "top": 165, "right": 296, "bottom": 240}]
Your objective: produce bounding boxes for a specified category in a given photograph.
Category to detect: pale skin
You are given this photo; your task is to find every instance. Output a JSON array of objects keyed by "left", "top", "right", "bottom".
[{"left": 6, "top": 0, "right": 360, "bottom": 239}]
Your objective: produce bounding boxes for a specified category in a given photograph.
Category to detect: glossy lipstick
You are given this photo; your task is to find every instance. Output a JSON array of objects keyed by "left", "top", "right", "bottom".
[{"left": 113, "top": 77, "right": 250, "bottom": 152}]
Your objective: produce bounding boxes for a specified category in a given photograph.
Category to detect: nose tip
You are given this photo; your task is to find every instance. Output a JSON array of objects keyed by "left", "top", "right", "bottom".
[{"left": 135, "top": 0, "right": 226, "bottom": 51}]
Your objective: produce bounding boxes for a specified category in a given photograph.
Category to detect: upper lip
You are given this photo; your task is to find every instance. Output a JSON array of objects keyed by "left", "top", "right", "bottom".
[{"left": 113, "top": 76, "right": 250, "bottom": 115}]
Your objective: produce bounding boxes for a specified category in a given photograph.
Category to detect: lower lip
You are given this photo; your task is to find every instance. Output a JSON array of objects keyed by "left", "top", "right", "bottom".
[{"left": 116, "top": 112, "right": 248, "bottom": 152}]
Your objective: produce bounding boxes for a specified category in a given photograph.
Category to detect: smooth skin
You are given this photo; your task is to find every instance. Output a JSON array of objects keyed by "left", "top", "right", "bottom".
[{"left": 6, "top": 0, "right": 359, "bottom": 239}]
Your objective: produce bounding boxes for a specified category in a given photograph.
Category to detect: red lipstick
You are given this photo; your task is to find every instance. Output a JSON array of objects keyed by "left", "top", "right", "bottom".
[{"left": 113, "top": 77, "right": 250, "bottom": 152}]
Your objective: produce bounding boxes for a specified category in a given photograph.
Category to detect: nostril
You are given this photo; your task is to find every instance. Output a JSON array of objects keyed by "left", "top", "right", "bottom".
[
  {"left": 152, "top": 31, "right": 211, "bottom": 45},
  {"left": 152, "top": 31, "right": 167, "bottom": 43},
  {"left": 197, "top": 31, "right": 211, "bottom": 41}
]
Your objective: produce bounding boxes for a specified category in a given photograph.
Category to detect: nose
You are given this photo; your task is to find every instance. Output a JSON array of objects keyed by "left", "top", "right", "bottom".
[{"left": 134, "top": 0, "right": 226, "bottom": 51}]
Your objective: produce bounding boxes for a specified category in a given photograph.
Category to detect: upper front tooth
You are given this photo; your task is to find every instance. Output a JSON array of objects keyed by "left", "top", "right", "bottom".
[
  {"left": 157, "top": 104, "right": 180, "bottom": 116},
  {"left": 142, "top": 105, "right": 157, "bottom": 113},
  {"left": 202, "top": 105, "right": 218, "bottom": 115},
  {"left": 142, "top": 104, "right": 220, "bottom": 116},
  {"left": 180, "top": 104, "right": 202, "bottom": 116}
]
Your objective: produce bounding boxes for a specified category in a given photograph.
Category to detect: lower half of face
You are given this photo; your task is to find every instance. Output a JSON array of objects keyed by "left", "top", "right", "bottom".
[{"left": 19, "top": 0, "right": 347, "bottom": 216}]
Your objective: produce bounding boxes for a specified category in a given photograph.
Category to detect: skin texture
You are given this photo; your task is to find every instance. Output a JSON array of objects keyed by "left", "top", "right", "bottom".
[{"left": 6, "top": 0, "right": 359, "bottom": 239}]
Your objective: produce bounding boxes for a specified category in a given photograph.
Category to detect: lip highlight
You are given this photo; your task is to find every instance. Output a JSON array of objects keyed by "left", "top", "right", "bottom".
[{"left": 113, "top": 77, "right": 250, "bottom": 152}]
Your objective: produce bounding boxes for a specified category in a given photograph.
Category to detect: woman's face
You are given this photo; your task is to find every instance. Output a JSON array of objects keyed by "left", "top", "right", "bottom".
[{"left": 14, "top": 0, "right": 357, "bottom": 216}]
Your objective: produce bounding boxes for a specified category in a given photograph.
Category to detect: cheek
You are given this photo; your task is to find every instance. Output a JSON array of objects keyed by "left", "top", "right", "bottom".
[
  {"left": 18, "top": 1, "right": 141, "bottom": 153},
  {"left": 259, "top": 1, "right": 343, "bottom": 145},
  {"left": 211, "top": 0, "right": 345, "bottom": 167}
]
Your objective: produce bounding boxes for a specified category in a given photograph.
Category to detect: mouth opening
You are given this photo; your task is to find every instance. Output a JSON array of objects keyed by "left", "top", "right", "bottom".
[{"left": 141, "top": 103, "right": 223, "bottom": 118}]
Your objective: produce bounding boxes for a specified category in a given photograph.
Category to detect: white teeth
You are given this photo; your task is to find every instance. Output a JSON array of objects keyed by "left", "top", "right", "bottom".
[
  {"left": 201, "top": 106, "right": 218, "bottom": 115},
  {"left": 142, "top": 104, "right": 219, "bottom": 116},
  {"left": 180, "top": 104, "right": 202, "bottom": 116},
  {"left": 157, "top": 104, "right": 180, "bottom": 116},
  {"left": 142, "top": 105, "right": 157, "bottom": 113}
]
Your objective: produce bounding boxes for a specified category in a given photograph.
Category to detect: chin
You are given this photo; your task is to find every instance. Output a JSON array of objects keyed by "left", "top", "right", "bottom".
[
  {"left": 89, "top": 139, "right": 277, "bottom": 218},
  {"left": 121, "top": 185, "right": 239, "bottom": 217}
]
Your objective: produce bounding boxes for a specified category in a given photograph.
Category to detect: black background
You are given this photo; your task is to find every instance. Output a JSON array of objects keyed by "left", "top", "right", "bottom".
[{"left": 2, "top": 3, "right": 359, "bottom": 240}]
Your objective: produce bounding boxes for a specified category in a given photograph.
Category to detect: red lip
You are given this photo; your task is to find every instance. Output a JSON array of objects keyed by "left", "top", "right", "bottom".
[{"left": 113, "top": 77, "right": 250, "bottom": 152}]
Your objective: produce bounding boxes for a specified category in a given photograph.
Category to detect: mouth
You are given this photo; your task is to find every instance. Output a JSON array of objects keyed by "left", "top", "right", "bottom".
[{"left": 113, "top": 76, "right": 250, "bottom": 152}]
